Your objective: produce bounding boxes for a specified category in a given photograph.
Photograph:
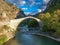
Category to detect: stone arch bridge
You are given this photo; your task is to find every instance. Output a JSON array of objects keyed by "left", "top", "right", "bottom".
[{"left": 9, "top": 16, "right": 42, "bottom": 30}]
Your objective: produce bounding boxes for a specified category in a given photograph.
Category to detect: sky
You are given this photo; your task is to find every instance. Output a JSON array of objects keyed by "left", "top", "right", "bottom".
[{"left": 5, "top": 0, "right": 50, "bottom": 16}]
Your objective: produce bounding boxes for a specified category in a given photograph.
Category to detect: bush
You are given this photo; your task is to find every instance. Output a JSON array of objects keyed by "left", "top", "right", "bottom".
[
  {"left": 0, "top": 35, "right": 7, "bottom": 45},
  {"left": 2, "top": 25, "right": 10, "bottom": 30},
  {"left": 54, "top": 29, "right": 60, "bottom": 36}
]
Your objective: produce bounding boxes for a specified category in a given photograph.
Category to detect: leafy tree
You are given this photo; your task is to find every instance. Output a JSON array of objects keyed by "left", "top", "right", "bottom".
[{"left": 37, "top": 0, "right": 60, "bottom": 37}]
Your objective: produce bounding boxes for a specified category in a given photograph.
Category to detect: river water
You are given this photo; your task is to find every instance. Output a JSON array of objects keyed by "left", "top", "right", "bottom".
[{"left": 4, "top": 30, "right": 60, "bottom": 45}]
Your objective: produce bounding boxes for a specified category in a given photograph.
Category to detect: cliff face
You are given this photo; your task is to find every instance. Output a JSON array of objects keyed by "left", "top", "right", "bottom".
[{"left": 0, "top": 0, "right": 19, "bottom": 21}]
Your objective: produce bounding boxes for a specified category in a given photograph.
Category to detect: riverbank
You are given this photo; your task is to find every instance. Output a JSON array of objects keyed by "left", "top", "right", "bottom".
[
  {"left": 31, "top": 33, "right": 60, "bottom": 42},
  {"left": 15, "top": 29, "right": 60, "bottom": 42},
  {"left": 3, "top": 29, "right": 60, "bottom": 45},
  {"left": 14, "top": 27, "right": 60, "bottom": 42},
  {"left": 4, "top": 33, "right": 60, "bottom": 45}
]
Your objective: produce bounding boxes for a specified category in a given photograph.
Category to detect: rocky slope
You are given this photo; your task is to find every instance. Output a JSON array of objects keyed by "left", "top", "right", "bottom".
[
  {"left": 0, "top": 0, "right": 20, "bottom": 45},
  {"left": 0, "top": 0, "right": 19, "bottom": 21}
]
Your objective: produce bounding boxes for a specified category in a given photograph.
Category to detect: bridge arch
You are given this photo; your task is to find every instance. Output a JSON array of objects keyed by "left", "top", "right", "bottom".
[
  {"left": 18, "top": 18, "right": 40, "bottom": 27},
  {"left": 9, "top": 16, "right": 43, "bottom": 30}
]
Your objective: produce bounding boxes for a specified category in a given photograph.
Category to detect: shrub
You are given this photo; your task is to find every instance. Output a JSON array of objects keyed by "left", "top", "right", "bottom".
[
  {"left": 0, "top": 35, "right": 7, "bottom": 45},
  {"left": 2, "top": 25, "right": 10, "bottom": 30}
]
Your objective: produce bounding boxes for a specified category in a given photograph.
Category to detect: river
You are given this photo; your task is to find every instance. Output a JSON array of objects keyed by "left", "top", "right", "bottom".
[{"left": 4, "top": 30, "right": 60, "bottom": 45}]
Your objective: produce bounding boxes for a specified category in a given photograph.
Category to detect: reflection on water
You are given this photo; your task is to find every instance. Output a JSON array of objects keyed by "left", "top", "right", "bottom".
[{"left": 4, "top": 32, "right": 60, "bottom": 45}]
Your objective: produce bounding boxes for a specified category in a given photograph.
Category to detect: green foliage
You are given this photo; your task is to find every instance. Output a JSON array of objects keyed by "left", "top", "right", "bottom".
[
  {"left": 38, "top": 10, "right": 60, "bottom": 36},
  {"left": 2, "top": 25, "right": 10, "bottom": 30},
  {"left": 27, "top": 19, "right": 39, "bottom": 28},
  {"left": 37, "top": 0, "right": 60, "bottom": 37},
  {"left": 54, "top": 29, "right": 60, "bottom": 37},
  {"left": 0, "top": 35, "right": 7, "bottom": 45}
]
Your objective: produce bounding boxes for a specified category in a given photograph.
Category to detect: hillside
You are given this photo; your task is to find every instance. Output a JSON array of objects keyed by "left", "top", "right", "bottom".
[
  {"left": 0, "top": 0, "right": 20, "bottom": 45},
  {"left": 38, "top": 0, "right": 60, "bottom": 37},
  {"left": 0, "top": 0, "right": 19, "bottom": 21}
]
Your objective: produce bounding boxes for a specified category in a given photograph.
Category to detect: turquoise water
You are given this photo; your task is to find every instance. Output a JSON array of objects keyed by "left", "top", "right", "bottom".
[{"left": 5, "top": 32, "right": 60, "bottom": 45}]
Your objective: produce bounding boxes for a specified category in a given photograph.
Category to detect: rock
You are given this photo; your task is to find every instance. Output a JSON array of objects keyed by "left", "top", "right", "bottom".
[{"left": 0, "top": 0, "right": 20, "bottom": 21}]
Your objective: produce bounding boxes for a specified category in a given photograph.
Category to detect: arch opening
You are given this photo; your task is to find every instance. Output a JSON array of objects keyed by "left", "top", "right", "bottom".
[
  {"left": 18, "top": 18, "right": 40, "bottom": 28},
  {"left": 16, "top": 17, "right": 42, "bottom": 32}
]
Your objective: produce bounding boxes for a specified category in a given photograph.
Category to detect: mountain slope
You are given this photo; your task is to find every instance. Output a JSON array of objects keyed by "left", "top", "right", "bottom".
[{"left": 0, "top": 0, "right": 19, "bottom": 21}]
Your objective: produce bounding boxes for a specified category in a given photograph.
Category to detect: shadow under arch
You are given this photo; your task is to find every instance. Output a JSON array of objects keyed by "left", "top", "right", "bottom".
[
  {"left": 18, "top": 18, "right": 39, "bottom": 27},
  {"left": 16, "top": 17, "right": 43, "bottom": 31}
]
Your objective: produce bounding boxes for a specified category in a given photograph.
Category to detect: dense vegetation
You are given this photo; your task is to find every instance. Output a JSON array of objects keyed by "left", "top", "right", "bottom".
[
  {"left": 38, "top": 0, "right": 60, "bottom": 37},
  {"left": 0, "top": 35, "right": 7, "bottom": 45}
]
